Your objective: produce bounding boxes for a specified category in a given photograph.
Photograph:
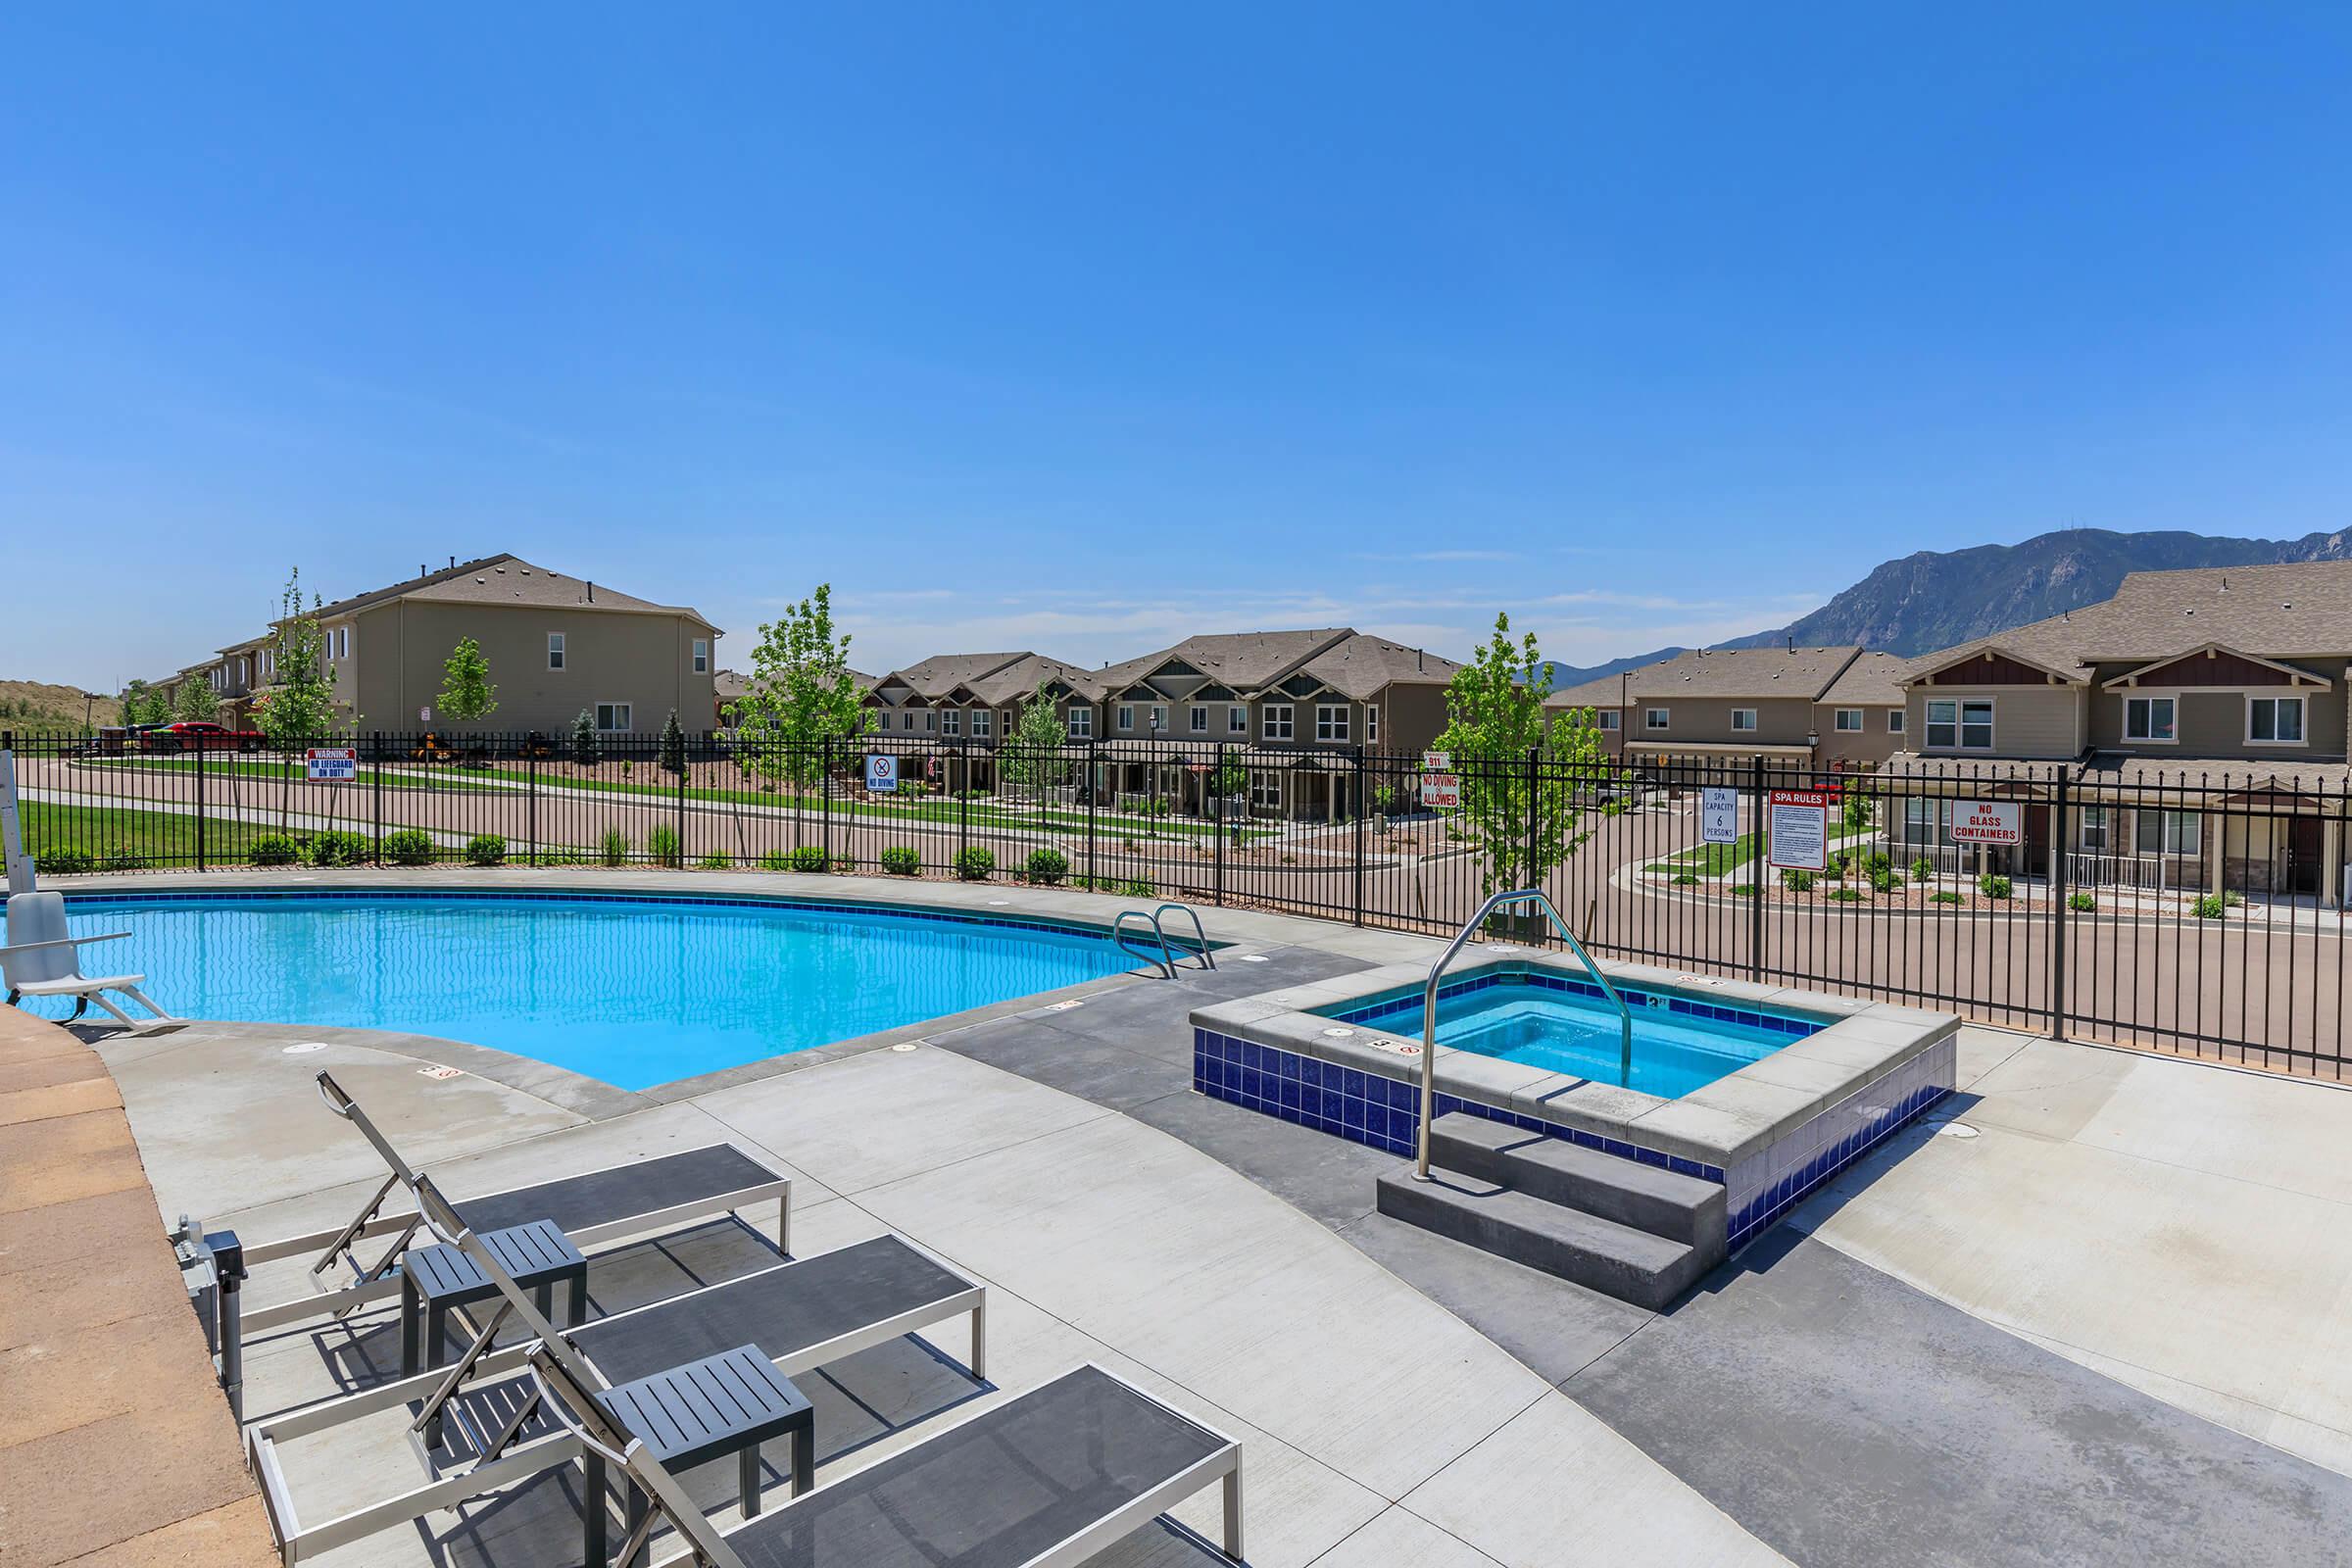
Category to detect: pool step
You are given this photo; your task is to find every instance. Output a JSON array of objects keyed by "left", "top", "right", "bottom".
[
  {"left": 1374, "top": 1113, "right": 1729, "bottom": 1310},
  {"left": 1376, "top": 1165, "right": 1707, "bottom": 1311},
  {"left": 1427, "top": 1113, "right": 1725, "bottom": 1248}
]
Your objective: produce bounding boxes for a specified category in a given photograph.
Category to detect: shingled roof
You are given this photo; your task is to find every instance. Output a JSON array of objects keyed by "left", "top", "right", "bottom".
[
  {"left": 288, "top": 553, "right": 718, "bottom": 631},
  {"left": 1545, "top": 646, "right": 1867, "bottom": 708}
]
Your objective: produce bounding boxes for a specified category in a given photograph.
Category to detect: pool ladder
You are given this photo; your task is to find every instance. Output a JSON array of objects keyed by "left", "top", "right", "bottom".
[
  {"left": 1113, "top": 903, "right": 1216, "bottom": 979},
  {"left": 1416, "top": 889, "right": 1632, "bottom": 1181}
]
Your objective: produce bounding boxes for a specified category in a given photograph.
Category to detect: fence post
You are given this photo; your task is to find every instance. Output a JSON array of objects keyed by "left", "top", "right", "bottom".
[
  {"left": 676, "top": 737, "right": 689, "bottom": 865},
  {"left": 1213, "top": 744, "right": 1227, "bottom": 906},
  {"left": 1525, "top": 749, "right": 1542, "bottom": 937},
  {"left": 821, "top": 738, "right": 833, "bottom": 867},
  {"left": 2048, "top": 770, "right": 2070, "bottom": 1041},
  {"left": 1085, "top": 745, "right": 1098, "bottom": 890},
  {"left": 194, "top": 737, "right": 207, "bottom": 873},
  {"left": 1352, "top": 747, "right": 1367, "bottom": 926},
  {"left": 527, "top": 740, "right": 539, "bottom": 867},
  {"left": 371, "top": 732, "right": 384, "bottom": 865},
  {"left": 1748, "top": 754, "right": 1766, "bottom": 982}
]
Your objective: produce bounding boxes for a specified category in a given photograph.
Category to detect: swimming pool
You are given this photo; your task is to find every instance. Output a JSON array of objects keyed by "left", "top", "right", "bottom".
[
  {"left": 35, "top": 893, "right": 1142, "bottom": 1089},
  {"left": 1323, "top": 970, "right": 1817, "bottom": 1099}
]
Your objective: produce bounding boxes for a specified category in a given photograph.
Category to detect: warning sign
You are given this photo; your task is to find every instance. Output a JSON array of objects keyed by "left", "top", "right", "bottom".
[
  {"left": 1766, "top": 788, "right": 1831, "bottom": 871},
  {"left": 306, "top": 747, "right": 358, "bottom": 783},
  {"left": 1420, "top": 751, "right": 1459, "bottom": 810},
  {"left": 1950, "top": 800, "right": 2022, "bottom": 845}
]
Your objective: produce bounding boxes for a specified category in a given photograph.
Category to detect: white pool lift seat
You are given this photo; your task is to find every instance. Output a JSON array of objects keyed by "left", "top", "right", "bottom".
[{"left": 1, "top": 890, "right": 179, "bottom": 1029}]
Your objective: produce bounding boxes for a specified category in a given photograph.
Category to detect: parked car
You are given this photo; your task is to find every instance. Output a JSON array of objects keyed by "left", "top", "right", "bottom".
[{"left": 144, "top": 721, "right": 266, "bottom": 754}]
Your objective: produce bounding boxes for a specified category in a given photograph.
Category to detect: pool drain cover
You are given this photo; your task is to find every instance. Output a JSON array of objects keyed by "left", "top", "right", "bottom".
[
  {"left": 1322, "top": 1027, "right": 1354, "bottom": 1038},
  {"left": 1931, "top": 1120, "right": 1980, "bottom": 1140},
  {"left": 280, "top": 1042, "right": 328, "bottom": 1055}
]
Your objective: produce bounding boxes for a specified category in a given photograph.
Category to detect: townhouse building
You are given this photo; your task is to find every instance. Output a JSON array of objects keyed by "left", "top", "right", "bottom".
[
  {"left": 1544, "top": 646, "right": 1907, "bottom": 772},
  {"left": 1880, "top": 561, "right": 2352, "bottom": 902}
]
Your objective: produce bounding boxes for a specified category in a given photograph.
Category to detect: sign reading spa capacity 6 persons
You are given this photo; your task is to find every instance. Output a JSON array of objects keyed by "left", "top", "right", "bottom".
[{"left": 1766, "top": 788, "right": 1832, "bottom": 871}]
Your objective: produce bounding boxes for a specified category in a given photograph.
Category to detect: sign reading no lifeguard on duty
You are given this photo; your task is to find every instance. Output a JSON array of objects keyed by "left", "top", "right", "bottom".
[{"left": 305, "top": 747, "right": 358, "bottom": 783}]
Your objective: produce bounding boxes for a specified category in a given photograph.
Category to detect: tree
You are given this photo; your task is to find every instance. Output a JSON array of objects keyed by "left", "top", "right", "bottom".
[
  {"left": 730, "top": 585, "right": 871, "bottom": 795},
  {"left": 437, "top": 636, "right": 498, "bottom": 726},
  {"left": 571, "top": 709, "right": 602, "bottom": 766},
  {"left": 1433, "top": 612, "right": 1613, "bottom": 898},
  {"left": 254, "top": 568, "right": 341, "bottom": 749},
  {"left": 658, "top": 709, "right": 686, "bottom": 774},
  {"left": 174, "top": 675, "right": 220, "bottom": 723},
  {"left": 1000, "top": 685, "right": 1069, "bottom": 801},
  {"left": 122, "top": 679, "right": 169, "bottom": 726}
]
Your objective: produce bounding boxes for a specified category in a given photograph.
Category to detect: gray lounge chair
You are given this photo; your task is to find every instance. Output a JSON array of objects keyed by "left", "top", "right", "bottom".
[
  {"left": 246, "top": 1172, "right": 989, "bottom": 1567},
  {"left": 432, "top": 1177, "right": 1243, "bottom": 1568},
  {"left": 234, "top": 1071, "right": 795, "bottom": 1339},
  {"left": 0, "top": 889, "right": 179, "bottom": 1027}
]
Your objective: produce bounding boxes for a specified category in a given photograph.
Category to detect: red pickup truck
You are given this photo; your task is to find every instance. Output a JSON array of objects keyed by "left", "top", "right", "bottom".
[{"left": 143, "top": 721, "right": 268, "bottom": 754}]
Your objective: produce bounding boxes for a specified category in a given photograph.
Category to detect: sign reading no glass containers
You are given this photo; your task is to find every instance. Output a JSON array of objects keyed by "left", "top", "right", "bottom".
[
  {"left": 1949, "top": 800, "right": 2023, "bottom": 845},
  {"left": 1766, "top": 788, "right": 1831, "bottom": 871}
]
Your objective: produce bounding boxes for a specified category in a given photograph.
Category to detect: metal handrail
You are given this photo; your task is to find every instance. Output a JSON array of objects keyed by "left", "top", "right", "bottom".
[
  {"left": 1154, "top": 903, "right": 1214, "bottom": 971},
  {"left": 1111, "top": 909, "right": 1176, "bottom": 978},
  {"left": 1415, "top": 888, "right": 1633, "bottom": 1181}
]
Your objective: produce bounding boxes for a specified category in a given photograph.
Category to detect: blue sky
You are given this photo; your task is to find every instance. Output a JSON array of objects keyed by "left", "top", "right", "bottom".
[{"left": 6, "top": 5, "right": 2350, "bottom": 690}]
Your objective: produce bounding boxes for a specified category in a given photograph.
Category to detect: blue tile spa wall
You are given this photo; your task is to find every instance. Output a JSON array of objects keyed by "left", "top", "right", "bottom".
[{"left": 1324, "top": 965, "right": 1823, "bottom": 1042}]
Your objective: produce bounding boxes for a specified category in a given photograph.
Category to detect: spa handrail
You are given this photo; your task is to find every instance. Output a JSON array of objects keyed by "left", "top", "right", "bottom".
[{"left": 1415, "top": 889, "right": 1632, "bottom": 1181}]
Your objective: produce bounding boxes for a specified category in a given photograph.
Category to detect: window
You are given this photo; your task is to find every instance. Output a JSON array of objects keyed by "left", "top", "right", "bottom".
[
  {"left": 1887, "top": 710, "right": 1904, "bottom": 734},
  {"left": 1835, "top": 708, "right": 1863, "bottom": 732},
  {"left": 2249, "top": 696, "right": 2306, "bottom": 744},
  {"left": 2124, "top": 696, "right": 2176, "bottom": 743},
  {"left": 942, "top": 710, "right": 959, "bottom": 737},
  {"left": 692, "top": 639, "right": 709, "bottom": 673},
  {"left": 2080, "top": 806, "right": 2109, "bottom": 852},
  {"left": 1150, "top": 705, "right": 1166, "bottom": 732},
  {"left": 1117, "top": 705, "right": 1135, "bottom": 732},
  {"left": 334, "top": 626, "right": 349, "bottom": 661},
  {"left": 2135, "top": 809, "right": 2200, "bottom": 857},
  {"left": 1249, "top": 771, "right": 1283, "bottom": 810},
  {"left": 1189, "top": 706, "right": 1207, "bottom": 734},
  {"left": 1644, "top": 708, "right": 1670, "bottom": 731},
  {"left": 1595, "top": 710, "right": 1619, "bottom": 731},
  {"left": 594, "top": 703, "right": 632, "bottom": 733},
  {"left": 237, "top": 657, "right": 248, "bottom": 684},
  {"left": 1263, "top": 704, "right": 1294, "bottom": 741},
  {"left": 971, "top": 710, "right": 992, "bottom": 739},
  {"left": 1899, "top": 797, "right": 1950, "bottom": 845},
  {"left": 1731, "top": 709, "right": 1757, "bottom": 732},
  {"left": 1925, "top": 698, "right": 1993, "bottom": 750},
  {"left": 1229, "top": 706, "right": 1247, "bottom": 734},
  {"left": 548, "top": 633, "right": 565, "bottom": 670},
  {"left": 924, "top": 711, "right": 936, "bottom": 732},
  {"left": 1316, "top": 704, "right": 1348, "bottom": 742},
  {"left": 1367, "top": 705, "right": 1379, "bottom": 743},
  {"left": 1067, "top": 707, "right": 1092, "bottom": 739}
]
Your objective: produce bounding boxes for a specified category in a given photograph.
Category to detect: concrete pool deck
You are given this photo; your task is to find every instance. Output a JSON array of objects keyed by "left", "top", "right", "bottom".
[{"left": 29, "top": 866, "right": 2352, "bottom": 1564}]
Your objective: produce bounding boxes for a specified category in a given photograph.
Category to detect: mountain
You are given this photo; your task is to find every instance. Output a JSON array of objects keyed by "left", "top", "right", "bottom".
[
  {"left": 0, "top": 680, "right": 121, "bottom": 736},
  {"left": 1544, "top": 528, "right": 2352, "bottom": 687},
  {"left": 1719, "top": 527, "right": 2352, "bottom": 657}
]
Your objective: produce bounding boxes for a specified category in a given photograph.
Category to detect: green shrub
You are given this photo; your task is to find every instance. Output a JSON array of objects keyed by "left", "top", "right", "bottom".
[
  {"left": 465, "top": 834, "right": 507, "bottom": 867},
  {"left": 308, "top": 830, "right": 369, "bottom": 866},
  {"left": 788, "top": 846, "right": 829, "bottom": 873},
  {"left": 1025, "top": 848, "right": 1070, "bottom": 885},
  {"left": 99, "top": 846, "right": 147, "bottom": 872},
  {"left": 36, "top": 848, "right": 94, "bottom": 875},
  {"left": 1910, "top": 857, "right": 1936, "bottom": 883},
  {"left": 252, "top": 834, "right": 301, "bottom": 866},
  {"left": 1122, "top": 877, "right": 1155, "bottom": 898},
  {"left": 2068, "top": 891, "right": 2097, "bottom": 912},
  {"left": 758, "top": 850, "right": 793, "bottom": 871},
  {"left": 647, "top": 824, "right": 683, "bottom": 868},
  {"left": 1930, "top": 890, "right": 1964, "bottom": 905},
  {"left": 880, "top": 846, "right": 920, "bottom": 876},
  {"left": 954, "top": 846, "right": 995, "bottom": 882},
  {"left": 2193, "top": 893, "right": 2235, "bottom": 919},
  {"left": 1870, "top": 868, "right": 1900, "bottom": 894},
  {"left": 1842, "top": 798, "right": 1872, "bottom": 830},
  {"left": 600, "top": 828, "right": 628, "bottom": 867},
  {"left": 1730, "top": 882, "right": 1759, "bottom": 897},
  {"left": 384, "top": 828, "right": 435, "bottom": 866},
  {"left": 1865, "top": 852, "right": 1891, "bottom": 874},
  {"left": 1669, "top": 872, "right": 1700, "bottom": 886},
  {"left": 697, "top": 854, "right": 731, "bottom": 869},
  {"left": 1829, "top": 888, "right": 1865, "bottom": 902},
  {"left": 1977, "top": 873, "right": 2012, "bottom": 899},
  {"left": 1781, "top": 868, "right": 1816, "bottom": 892}
]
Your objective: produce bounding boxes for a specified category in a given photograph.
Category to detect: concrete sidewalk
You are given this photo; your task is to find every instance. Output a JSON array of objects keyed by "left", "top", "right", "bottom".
[{"left": 0, "top": 1008, "right": 275, "bottom": 1568}]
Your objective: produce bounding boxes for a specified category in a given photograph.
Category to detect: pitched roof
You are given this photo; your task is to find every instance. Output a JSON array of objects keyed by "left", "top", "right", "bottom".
[
  {"left": 1545, "top": 646, "right": 1865, "bottom": 706},
  {"left": 1091, "top": 629, "right": 1355, "bottom": 697},
  {"left": 1819, "top": 651, "right": 1910, "bottom": 708},
  {"left": 396, "top": 557, "right": 716, "bottom": 630},
  {"left": 1294, "top": 634, "right": 1463, "bottom": 700},
  {"left": 966, "top": 653, "right": 1093, "bottom": 705},
  {"left": 1905, "top": 560, "right": 2352, "bottom": 684},
  {"left": 875, "top": 653, "right": 1034, "bottom": 699}
]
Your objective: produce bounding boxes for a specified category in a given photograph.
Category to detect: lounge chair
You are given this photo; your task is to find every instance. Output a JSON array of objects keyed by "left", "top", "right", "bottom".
[
  {"left": 233, "top": 1071, "right": 796, "bottom": 1340},
  {"left": 247, "top": 1173, "right": 989, "bottom": 1567},
  {"left": 1, "top": 890, "right": 179, "bottom": 1028}
]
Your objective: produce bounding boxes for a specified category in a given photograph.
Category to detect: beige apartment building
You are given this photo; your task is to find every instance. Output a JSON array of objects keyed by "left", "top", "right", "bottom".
[
  {"left": 1545, "top": 646, "right": 1907, "bottom": 772},
  {"left": 173, "top": 555, "right": 720, "bottom": 741}
]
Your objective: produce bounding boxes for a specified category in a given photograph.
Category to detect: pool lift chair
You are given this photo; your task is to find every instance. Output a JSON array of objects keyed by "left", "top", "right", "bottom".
[
  {"left": 406, "top": 1173, "right": 1244, "bottom": 1568},
  {"left": 245, "top": 1170, "right": 993, "bottom": 1566},
  {"left": 0, "top": 889, "right": 182, "bottom": 1029}
]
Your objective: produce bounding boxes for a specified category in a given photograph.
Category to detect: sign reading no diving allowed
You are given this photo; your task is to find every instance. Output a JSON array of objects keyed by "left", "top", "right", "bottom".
[{"left": 864, "top": 754, "right": 899, "bottom": 794}]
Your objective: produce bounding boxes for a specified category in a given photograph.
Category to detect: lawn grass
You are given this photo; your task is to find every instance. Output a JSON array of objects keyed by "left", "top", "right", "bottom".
[{"left": 19, "top": 801, "right": 305, "bottom": 867}]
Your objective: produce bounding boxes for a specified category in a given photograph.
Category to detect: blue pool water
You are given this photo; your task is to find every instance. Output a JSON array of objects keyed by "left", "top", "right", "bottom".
[
  {"left": 34, "top": 893, "right": 1140, "bottom": 1089},
  {"left": 1329, "top": 972, "right": 1815, "bottom": 1099}
]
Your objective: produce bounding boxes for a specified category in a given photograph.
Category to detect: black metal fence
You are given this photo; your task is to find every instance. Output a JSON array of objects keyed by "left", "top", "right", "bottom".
[{"left": 9, "top": 729, "right": 2349, "bottom": 1079}]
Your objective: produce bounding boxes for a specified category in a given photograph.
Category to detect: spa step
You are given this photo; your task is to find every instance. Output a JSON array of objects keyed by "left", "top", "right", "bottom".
[
  {"left": 1375, "top": 1165, "right": 1708, "bottom": 1311},
  {"left": 1426, "top": 1113, "right": 1725, "bottom": 1249}
]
